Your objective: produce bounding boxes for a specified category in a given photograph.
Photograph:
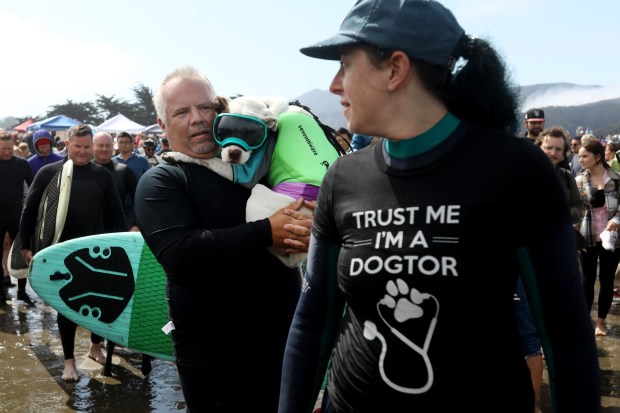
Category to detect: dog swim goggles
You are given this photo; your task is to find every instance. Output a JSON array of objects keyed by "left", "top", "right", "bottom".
[{"left": 212, "top": 113, "right": 270, "bottom": 151}]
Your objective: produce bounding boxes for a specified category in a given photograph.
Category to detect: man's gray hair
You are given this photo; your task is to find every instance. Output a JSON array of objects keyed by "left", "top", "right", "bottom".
[{"left": 153, "top": 66, "right": 215, "bottom": 126}]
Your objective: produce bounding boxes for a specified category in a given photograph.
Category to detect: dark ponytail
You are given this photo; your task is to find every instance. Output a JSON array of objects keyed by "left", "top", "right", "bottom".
[
  {"left": 415, "top": 36, "right": 521, "bottom": 133},
  {"left": 363, "top": 37, "right": 521, "bottom": 133}
]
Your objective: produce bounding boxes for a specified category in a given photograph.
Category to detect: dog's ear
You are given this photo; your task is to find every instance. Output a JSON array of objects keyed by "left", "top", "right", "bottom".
[
  {"left": 214, "top": 96, "right": 230, "bottom": 114},
  {"left": 263, "top": 96, "right": 289, "bottom": 118}
]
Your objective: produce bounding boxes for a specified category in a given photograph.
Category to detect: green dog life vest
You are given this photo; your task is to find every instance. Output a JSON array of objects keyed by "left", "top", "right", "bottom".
[{"left": 267, "top": 111, "right": 340, "bottom": 188}]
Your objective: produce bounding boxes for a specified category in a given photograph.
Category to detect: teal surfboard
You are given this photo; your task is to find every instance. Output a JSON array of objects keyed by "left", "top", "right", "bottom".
[{"left": 29, "top": 231, "right": 173, "bottom": 361}]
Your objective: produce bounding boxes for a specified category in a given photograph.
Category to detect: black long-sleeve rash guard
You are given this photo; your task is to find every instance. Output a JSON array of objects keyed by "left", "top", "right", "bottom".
[
  {"left": 134, "top": 160, "right": 300, "bottom": 367},
  {"left": 134, "top": 161, "right": 277, "bottom": 277}
]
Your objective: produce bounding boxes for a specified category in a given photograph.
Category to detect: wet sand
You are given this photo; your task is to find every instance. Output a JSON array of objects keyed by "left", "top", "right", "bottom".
[
  {"left": 0, "top": 283, "right": 185, "bottom": 413},
  {"left": 540, "top": 298, "right": 620, "bottom": 412},
  {"left": 1, "top": 282, "right": 619, "bottom": 412}
]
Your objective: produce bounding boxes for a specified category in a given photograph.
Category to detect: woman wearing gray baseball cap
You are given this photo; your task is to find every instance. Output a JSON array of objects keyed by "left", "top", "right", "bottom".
[{"left": 279, "top": 1, "right": 600, "bottom": 412}]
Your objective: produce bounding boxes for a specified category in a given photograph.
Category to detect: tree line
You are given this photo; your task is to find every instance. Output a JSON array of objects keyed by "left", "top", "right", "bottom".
[{"left": 10, "top": 83, "right": 157, "bottom": 128}]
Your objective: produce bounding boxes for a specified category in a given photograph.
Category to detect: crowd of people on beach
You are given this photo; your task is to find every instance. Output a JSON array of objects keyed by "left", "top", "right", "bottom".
[
  {"left": 0, "top": 125, "right": 169, "bottom": 379},
  {"left": 0, "top": 0, "right": 615, "bottom": 412}
]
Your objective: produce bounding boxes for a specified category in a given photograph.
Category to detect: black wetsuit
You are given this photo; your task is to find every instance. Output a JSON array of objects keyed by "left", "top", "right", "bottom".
[
  {"left": 0, "top": 156, "right": 33, "bottom": 278},
  {"left": 0, "top": 156, "right": 32, "bottom": 229},
  {"left": 98, "top": 159, "right": 138, "bottom": 229},
  {"left": 279, "top": 122, "right": 600, "bottom": 413},
  {"left": 135, "top": 160, "right": 300, "bottom": 413},
  {"left": 20, "top": 160, "right": 127, "bottom": 359}
]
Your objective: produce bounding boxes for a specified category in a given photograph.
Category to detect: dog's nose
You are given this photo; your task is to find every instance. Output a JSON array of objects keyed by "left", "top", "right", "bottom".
[{"left": 228, "top": 149, "right": 241, "bottom": 162}]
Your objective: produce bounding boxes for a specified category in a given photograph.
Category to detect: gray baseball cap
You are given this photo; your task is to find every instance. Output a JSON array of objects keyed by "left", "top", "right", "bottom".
[{"left": 300, "top": 0, "right": 465, "bottom": 67}]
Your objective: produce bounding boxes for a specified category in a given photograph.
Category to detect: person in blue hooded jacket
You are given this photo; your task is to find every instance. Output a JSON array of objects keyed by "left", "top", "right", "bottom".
[{"left": 27, "top": 129, "right": 64, "bottom": 176}]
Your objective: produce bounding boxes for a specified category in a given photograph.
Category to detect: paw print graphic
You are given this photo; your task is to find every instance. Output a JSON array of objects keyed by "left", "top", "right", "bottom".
[{"left": 380, "top": 278, "right": 427, "bottom": 323}]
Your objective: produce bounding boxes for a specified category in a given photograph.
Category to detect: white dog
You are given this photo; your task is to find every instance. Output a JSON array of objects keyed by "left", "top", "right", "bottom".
[{"left": 163, "top": 96, "right": 316, "bottom": 268}]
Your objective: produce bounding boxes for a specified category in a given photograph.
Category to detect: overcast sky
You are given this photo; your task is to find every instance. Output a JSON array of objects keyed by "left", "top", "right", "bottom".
[{"left": 1, "top": 0, "right": 619, "bottom": 119}]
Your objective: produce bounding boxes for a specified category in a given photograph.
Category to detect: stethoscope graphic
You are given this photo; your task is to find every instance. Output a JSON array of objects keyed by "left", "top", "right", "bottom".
[{"left": 363, "top": 284, "right": 439, "bottom": 394}]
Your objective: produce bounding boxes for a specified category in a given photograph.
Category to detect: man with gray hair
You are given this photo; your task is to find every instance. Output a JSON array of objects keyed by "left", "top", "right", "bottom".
[
  {"left": 136, "top": 66, "right": 313, "bottom": 412},
  {"left": 93, "top": 131, "right": 138, "bottom": 231}
]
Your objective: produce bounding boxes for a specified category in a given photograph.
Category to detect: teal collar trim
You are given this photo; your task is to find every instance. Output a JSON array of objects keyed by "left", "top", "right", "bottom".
[{"left": 386, "top": 112, "right": 461, "bottom": 159}]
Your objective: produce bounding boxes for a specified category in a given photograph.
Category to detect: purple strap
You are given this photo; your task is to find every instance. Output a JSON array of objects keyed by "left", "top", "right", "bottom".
[{"left": 272, "top": 182, "right": 320, "bottom": 201}]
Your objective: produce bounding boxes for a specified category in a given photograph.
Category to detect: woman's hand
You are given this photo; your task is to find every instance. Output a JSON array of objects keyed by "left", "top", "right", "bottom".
[
  {"left": 269, "top": 198, "right": 316, "bottom": 252},
  {"left": 606, "top": 221, "right": 619, "bottom": 232},
  {"left": 282, "top": 200, "right": 316, "bottom": 253}
]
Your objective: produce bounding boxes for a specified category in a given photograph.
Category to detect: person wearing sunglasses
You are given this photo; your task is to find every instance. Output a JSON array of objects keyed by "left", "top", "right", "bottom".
[
  {"left": 142, "top": 138, "right": 159, "bottom": 168},
  {"left": 278, "top": 1, "right": 600, "bottom": 412},
  {"left": 134, "top": 66, "right": 313, "bottom": 413}
]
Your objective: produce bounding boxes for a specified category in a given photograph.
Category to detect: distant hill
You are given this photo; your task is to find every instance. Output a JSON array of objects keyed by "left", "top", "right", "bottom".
[
  {"left": 3, "top": 83, "right": 619, "bottom": 136},
  {"left": 295, "top": 83, "right": 620, "bottom": 137},
  {"left": 293, "top": 89, "right": 347, "bottom": 130},
  {"left": 0, "top": 116, "right": 19, "bottom": 130},
  {"left": 519, "top": 83, "right": 620, "bottom": 137},
  {"left": 537, "top": 98, "right": 620, "bottom": 138}
]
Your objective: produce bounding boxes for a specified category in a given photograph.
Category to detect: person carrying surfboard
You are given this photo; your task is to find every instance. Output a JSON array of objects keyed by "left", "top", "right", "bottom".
[
  {"left": 135, "top": 66, "right": 312, "bottom": 412},
  {"left": 19, "top": 124, "right": 128, "bottom": 381}
]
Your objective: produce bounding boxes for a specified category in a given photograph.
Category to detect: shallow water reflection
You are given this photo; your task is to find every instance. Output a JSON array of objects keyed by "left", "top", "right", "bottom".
[
  {"left": 0, "top": 285, "right": 185, "bottom": 413},
  {"left": 2, "top": 283, "right": 620, "bottom": 412}
]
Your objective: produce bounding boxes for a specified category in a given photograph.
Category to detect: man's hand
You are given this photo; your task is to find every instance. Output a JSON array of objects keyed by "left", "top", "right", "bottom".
[
  {"left": 21, "top": 249, "right": 33, "bottom": 266},
  {"left": 269, "top": 198, "right": 314, "bottom": 252}
]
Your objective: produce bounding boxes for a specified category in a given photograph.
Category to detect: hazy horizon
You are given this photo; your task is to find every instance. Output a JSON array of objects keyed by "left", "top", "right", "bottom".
[{"left": 1, "top": 0, "right": 618, "bottom": 119}]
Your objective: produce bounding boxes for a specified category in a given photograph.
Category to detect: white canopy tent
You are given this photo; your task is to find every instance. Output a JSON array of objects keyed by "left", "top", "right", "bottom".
[
  {"left": 96, "top": 113, "right": 145, "bottom": 133},
  {"left": 144, "top": 123, "right": 162, "bottom": 134}
]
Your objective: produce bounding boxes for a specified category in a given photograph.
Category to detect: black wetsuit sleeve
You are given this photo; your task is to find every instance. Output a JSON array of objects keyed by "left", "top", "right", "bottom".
[
  {"left": 21, "top": 160, "right": 34, "bottom": 187},
  {"left": 520, "top": 223, "right": 600, "bottom": 412},
  {"left": 0, "top": 158, "right": 33, "bottom": 218},
  {"left": 135, "top": 164, "right": 275, "bottom": 276},
  {"left": 123, "top": 166, "right": 138, "bottom": 227},
  {"left": 100, "top": 166, "right": 128, "bottom": 232},
  {"left": 279, "top": 235, "right": 345, "bottom": 413},
  {"left": 19, "top": 164, "right": 58, "bottom": 249}
]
